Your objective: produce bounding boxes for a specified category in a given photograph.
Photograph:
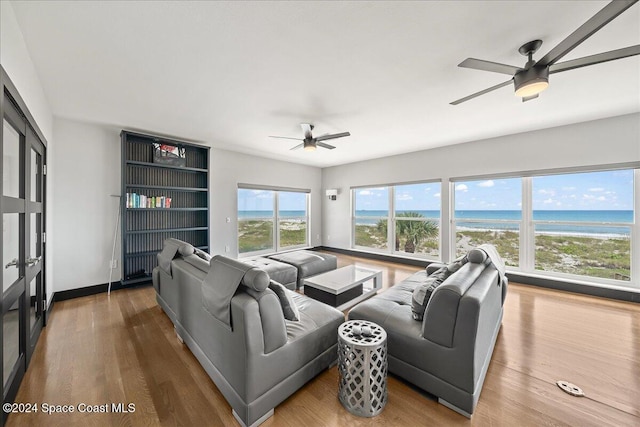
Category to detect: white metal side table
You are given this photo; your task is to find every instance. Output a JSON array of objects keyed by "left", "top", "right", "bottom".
[{"left": 337, "top": 320, "right": 388, "bottom": 417}]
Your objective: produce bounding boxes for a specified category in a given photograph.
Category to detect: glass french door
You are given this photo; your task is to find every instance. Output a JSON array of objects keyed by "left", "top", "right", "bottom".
[{"left": 1, "top": 93, "right": 46, "bottom": 422}]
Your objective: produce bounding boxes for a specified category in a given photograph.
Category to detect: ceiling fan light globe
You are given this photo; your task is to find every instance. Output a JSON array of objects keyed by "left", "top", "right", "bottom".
[
  {"left": 514, "top": 66, "right": 550, "bottom": 98},
  {"left": 303, "top": 143, "right": 316, "bottom": 151},
  {"left": 515, "top": 80, "right": 549, "bottom": 97}
]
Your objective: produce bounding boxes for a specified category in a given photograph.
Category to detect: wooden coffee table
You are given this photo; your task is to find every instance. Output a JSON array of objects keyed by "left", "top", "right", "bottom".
[{"left": 303, "top": 265, "right": 382, "bottom": 311}]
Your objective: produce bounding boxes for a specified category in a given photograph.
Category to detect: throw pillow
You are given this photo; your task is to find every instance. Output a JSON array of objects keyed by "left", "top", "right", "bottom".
[
  {"left": 268, "top": 280, "right": 300, "bottom": 321},
  {"left": 411, "top": 267, "right": 448, "bottom": 321},
  {"left": 446, "top": 254, "right": 468, "bottom": 274}
]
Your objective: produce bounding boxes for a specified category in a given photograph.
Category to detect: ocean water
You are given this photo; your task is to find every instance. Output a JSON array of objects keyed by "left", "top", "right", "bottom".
[
  {"left": 238, "top": 210, "right": 633, "bottom": 236},
  {"left": 354, "top": 210, "right": 633, "bottom": 237}
]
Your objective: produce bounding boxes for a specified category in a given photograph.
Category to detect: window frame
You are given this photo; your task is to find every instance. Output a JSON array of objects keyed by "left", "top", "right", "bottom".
[
  {"left": 451, "top": 177, "right": 523, "bottom": 270},
  {"left": 237, "top": 187, "right": 310, "bottom": 257},
  {"left": 351, "top": 181, "right": 442, "bottom": 260},
  {"left": 449, "top": 166, "right": 637, "bottom": 287}
]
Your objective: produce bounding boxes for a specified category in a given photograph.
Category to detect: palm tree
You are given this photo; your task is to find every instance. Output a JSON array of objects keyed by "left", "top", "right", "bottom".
[{"left": 396, "top": 212, "right": 438, "bottom": 253}]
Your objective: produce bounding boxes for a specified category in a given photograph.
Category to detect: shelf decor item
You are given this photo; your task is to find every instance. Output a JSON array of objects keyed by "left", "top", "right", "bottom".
[
  {"left": 121, "top": 130, "right": 210, "bottom": 285},
  {"left": 153, "top": 142, "right": 187, "bottom": 167}
]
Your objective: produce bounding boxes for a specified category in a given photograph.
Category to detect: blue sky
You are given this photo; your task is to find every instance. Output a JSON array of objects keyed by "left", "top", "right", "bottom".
[
  {"left": 238, "top": 189, "right": 306, "bottom": 211},
  {"left": 353, "top": 170, "right": 634, "bottom": 211}
]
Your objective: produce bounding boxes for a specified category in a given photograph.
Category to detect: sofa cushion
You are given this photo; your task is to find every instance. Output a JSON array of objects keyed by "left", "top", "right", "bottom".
[
  {"left": 268, "top": 281, "right": 300, "bottom": 321},
  {"left": 268, "top": 250, "right": 337, "bottom": 288},
  {"left": 243, "top": 257, "right": 297, "bottom": 290},
  {"left": 411, "top": 267, "right": 448, "bottom": 321}
]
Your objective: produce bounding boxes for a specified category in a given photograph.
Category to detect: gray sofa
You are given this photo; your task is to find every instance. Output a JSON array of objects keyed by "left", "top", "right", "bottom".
[
  {"left": 152, "top": 239, "right": 344, "bottom": 427},
  {"left": 348, "top": 247, "right": 507, "bottom": 417}
]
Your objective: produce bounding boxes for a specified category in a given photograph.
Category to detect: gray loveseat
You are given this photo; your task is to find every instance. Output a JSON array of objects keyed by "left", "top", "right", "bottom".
[
  {"left": 348, "top": 247, "right": 507, "bottom": 417},
  {"left": 152, "top": 239, "right": 344, "bottom": 427}
]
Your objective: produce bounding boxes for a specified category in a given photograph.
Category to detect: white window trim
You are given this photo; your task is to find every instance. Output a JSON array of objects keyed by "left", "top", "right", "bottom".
[
  {"left": 449, "top": 168, "right": 636, "bottom": 289},
  {"left": 238, "top": 189, "right": 310, "bottom": 257},
  {"left": 351, "top": 181, "right": 442, "bottom": 260}
]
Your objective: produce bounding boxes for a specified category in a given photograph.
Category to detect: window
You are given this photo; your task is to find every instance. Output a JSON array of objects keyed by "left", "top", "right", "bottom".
[
  {"left": 394, "top": 183, "right": 440, "bottom": 257},
  {"left": 353, "top": 182, "right": 441, "bottom": 258},
  {"left": 238, "top": 188, "right": 309, "bottom": 255},
  {"left": 532, "top": 170, "right": 633, "bottom": 281},
  {"left": 354, "top": 187, "right": 389, "bottom": 250},
  {"left": 454, "top": 178, "right": 522, "bottom": 267}
]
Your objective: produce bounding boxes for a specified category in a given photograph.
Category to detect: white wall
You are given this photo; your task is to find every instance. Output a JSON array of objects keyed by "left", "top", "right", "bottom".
[
  {"left": 51, "top": 119, "right": 121, "bottom": 292},
  {"left": 210, "top": 148, "right": 323, "bottom": 257},
  {"left": 50, "top": 118, "right": 323, "bottom": 291},
  {"left": 1, "top": 1, "right": 56, "bottom": 300},
  {"left": 0, "top": 1, "right": 52, "bottom": 142},
  {"left": 322, "top": 113, "right": 640, "bottom": 255}
]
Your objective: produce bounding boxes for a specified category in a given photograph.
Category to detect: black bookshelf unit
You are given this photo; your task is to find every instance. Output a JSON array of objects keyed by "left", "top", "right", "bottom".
[{"left": 120, "top": 131, "right": 210, "bottom": 285}]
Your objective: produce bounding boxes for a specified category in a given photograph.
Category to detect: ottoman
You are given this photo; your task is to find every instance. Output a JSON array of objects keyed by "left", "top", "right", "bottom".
[
  {"left": 268, "top": 250, "right": 337, "bottom": 289},
  {"left": 242, "top": 257, "right": 298, "bottom": 290}
]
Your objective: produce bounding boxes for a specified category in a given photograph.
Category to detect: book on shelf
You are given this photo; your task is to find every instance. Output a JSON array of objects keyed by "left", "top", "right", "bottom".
[{"left": 126, "top": 193, "right": 173, "bottom": 209}]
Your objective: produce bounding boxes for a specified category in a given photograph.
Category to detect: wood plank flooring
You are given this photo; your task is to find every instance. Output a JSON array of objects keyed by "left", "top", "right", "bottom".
[{"left": 7, "top": 253, "right": 640, "bottom": 426}]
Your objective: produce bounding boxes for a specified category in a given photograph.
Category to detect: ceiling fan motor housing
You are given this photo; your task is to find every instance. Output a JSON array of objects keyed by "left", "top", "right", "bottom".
[{"left": 514, "top": 66, "right": 550, "bottom": 97}]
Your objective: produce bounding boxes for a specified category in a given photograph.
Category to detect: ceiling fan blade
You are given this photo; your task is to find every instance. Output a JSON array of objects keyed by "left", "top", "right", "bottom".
[
  {"left": 458, "top": 58, "right": 523, "bottom": 76},
  {"left": 300, "top": 123, "right": 313, "bottom": 139},
  {"left": 315, "top": 132, "right": 351, "bottom": 141},
  {"left": 537, "top": 0, "right": 638, "bottom": 67},
  {"left": 450, "top": 79, "right": 513, "bottom": 105},
  {"left": 522, "top": 94, "right": 539, "bottom": 102},
  {"left": 269, "top": 136, "right": 303, "bottom": 141},
  {"left": 289, "top": 143, "right": 304, "bottom": 151},
  {"left": 317, "top": 142, "right": 336, "bottom": 150},
  {"left": 550, "top": 45, "right": 640, "bottom": 74}
]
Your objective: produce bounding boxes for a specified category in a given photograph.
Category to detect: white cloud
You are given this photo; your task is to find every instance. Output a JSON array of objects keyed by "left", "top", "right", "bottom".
[
  {"left": 358, "top": 190, "right": 372, "bottom": 196},
  {"left": 582, "top": 194, "right": 595, "bottom": 200},
  {"left": 588, "top": 187, "right": 604, "bottom": 192},
  {"left": 562, "top": 186, "right": 576, "bottom": 191},
  {"left": 477, "top": 180, "right": 494, "bottom": 188},
  {"left": 455, "top": 184, "right": 468, "bottom": 192},
  {"left": 397, "top": 193, "right": 413, "bottom": 201},
  {"left": 433, "top": 193, "right": 441, "bottom": 198},
  {"left": 597, "top": 196, "right": 606, "bottom": 201},
  {"left": 556, "top": 202, "right": 562, "bottom": 207},
  {"left": 538, "top": 189, "right": 555, "bottom": 196},
  {"left": 543, "top": 198, "right": 553, "bottom": 204}
]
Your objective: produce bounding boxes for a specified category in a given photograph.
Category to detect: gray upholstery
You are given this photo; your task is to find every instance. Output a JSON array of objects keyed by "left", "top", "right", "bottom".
[
  {"left": 243, "top": 257, "right": 298, "bottom": 290},
  {"left": 348, "top": 249, "right": 507, "bottom": 417},
  {"left": 267, "top": 250, "right": 337, "bottom": 289},
  {"left": 153, "top": 242, "right": 344, "bottom": 427}
]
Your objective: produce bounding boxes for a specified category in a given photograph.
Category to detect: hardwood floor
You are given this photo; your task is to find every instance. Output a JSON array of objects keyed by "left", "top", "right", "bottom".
[{"left": 7, "top": 253, "right": 640, "bottom": 426}]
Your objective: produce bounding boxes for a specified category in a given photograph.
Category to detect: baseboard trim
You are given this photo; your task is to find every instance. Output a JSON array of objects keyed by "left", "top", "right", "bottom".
[
  {"left": 53, "top": 280, "right": 151, "bottom": 302},
  {"left": 319, "top": 246, "right": 639, "bottom": 303},
  {"left": 505, "top": 272, "right": 640, "bottom": 303},
  {"left": 315, "top": 246, "right": 430, "bottom": 268}
]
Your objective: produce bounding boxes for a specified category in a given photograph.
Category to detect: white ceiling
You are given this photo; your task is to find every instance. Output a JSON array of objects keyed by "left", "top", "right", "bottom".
[{"left": 9, "top": 1, "right": 640, "bottom": 168}]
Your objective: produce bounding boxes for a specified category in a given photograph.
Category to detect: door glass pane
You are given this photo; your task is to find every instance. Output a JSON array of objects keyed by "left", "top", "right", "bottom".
[
  {"left": 3, "top": 299, "right": 21, "bottom": 387},
  {"left": 3, "top": 120, "right": 21, "bottom": 198},
  {"left": 30, "top": 213, "right": 41, "bottom": 258},
  {"left": 30, "top": 148, "right": 41, "bottom": 202},
  {"left": 3, "top": 213, "right": 20, "bottom": 290},
  {"left": 30, "top": 273, "right": 41, "bottom": 332}
]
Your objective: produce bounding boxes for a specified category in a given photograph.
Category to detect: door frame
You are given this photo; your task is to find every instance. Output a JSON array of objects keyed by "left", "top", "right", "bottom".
[{"left": 1, "top": 66, "right": 49, "bottom": 424}]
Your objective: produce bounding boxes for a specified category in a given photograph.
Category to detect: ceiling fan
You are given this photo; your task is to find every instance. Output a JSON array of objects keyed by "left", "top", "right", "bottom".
[
  {"left": 451, "top": 0, "right": 640, "bottom": 105},
  {"left": 269, "top": 123, "right": 351, "bottom": 151}
]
